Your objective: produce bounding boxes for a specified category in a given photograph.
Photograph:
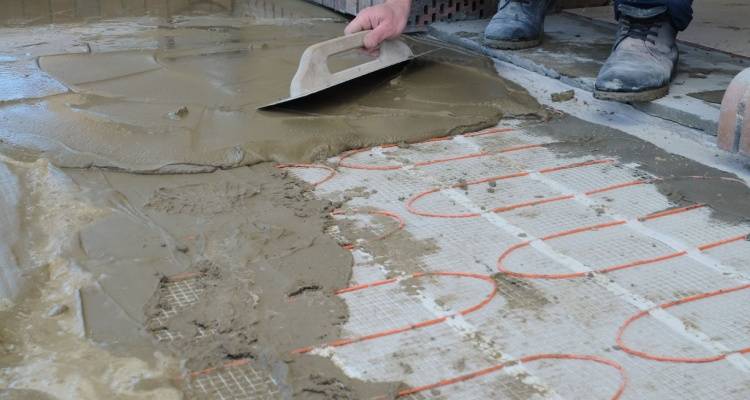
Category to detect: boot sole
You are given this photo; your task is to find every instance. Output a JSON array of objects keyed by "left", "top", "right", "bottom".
[
  {"left": 593, "top": 85, "right": 669, "bottom": 102},
  {"left": 483, "top": 36, "right": 542, "bottom": 50}
]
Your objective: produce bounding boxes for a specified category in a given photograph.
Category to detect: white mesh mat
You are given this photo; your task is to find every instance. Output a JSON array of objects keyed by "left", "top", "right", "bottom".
[{"left": 279, "top": 124, "right": 750, "bottom": 399}]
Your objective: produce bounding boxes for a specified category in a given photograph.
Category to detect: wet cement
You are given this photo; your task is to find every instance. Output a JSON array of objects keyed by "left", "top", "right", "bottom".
[
  {"left": 492, "top": 273, "right": 551, "bottom": 317},
  {"left": 0, "top": 11, "right": 540, "bottom": 173},
  {"left": 0, "top": 0, "right": 336, "bottom": 26},
  {"left": 129, "top": 164, "right": 402, "bottom": 398},
  {"left": 13, "top": 2, "right": 736, "bottom": 399},
  {"left": 0, "top": 2, "right": 544, "bottom": 397},
  {"left": 527, "top": 115, "right": 750, "bottom": 224},
  {"left": 0, "top": 157, "right": 403, "bottom": 398},
  {"left": 332, "top": 211, "right": 439, "bottom": 277},
  {"left": 0, "top": 156, "right": 181, "bottom": 399},
  {"left": 496, "top": 372, "right": 548, "bottom": 399},
  {"left": 686, "top": 89, "right": 726, "bottom": 105}
]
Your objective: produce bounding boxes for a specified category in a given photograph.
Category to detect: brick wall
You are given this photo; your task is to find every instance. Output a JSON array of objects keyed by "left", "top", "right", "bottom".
[{"left": 308, "top": 0, "right": 611, "bottom": 31}]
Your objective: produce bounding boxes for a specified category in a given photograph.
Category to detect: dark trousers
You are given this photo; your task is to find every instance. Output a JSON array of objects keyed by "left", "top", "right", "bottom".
[{"left": 614, "top": 0, "right": 693, "bottom": 31}]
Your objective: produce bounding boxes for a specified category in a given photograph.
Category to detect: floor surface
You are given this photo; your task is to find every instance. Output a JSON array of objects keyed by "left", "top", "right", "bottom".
[{"left": 567, "top": 0, "right": 750, "bottom": 58}]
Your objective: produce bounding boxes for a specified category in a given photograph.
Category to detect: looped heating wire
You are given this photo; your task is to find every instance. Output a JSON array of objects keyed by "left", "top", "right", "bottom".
[
  {"left": 337, "top": 127, "right": 521, "bottom": 170},
  {"left": 292, "top": 271, "right": 498, "bottom": 354},
  {"left": 397, "top": 353, "right": 628, "bottom": 399},
  {"left": 406, "top": 159, "right": 622, "bottom": 218},
  {"left": 331, "top": 208, "right": 406, "bottom": 249},
  {"left": 497, "top": 204, "right": 749, "bottom": 279},
  {"left": 275, "top": 163, "right": 336, "bottom": 187},
  {"left": 616, "top": 283, "right": 750, "bottom": 363},
  {"left": 201, "top": 130, "right": 749, "bottom": 396}
]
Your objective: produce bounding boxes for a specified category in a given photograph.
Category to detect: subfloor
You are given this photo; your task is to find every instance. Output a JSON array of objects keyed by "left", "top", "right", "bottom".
[
  {"left": 567, "top": 0, "right": 750, "bottom": 58},
  {"left": 1, "top": 0, "right": 750, "bottom": 399},
  {"left": 282, "top": 116, "right": 750, "bottom": 399},
  {"left": 427, "top": 13, "right": 750, "bottom": 135}
]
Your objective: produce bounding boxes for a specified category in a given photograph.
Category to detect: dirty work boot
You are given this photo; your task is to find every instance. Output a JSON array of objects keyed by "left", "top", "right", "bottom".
[
  {"left": 594, "top": 5, "right": 678, "bottom": 102},
  {"left": 483, "top": 0, "right": 552, "bottom": 50}
]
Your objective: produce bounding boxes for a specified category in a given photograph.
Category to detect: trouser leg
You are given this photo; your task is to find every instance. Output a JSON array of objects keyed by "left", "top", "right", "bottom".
[{"left": 614, "top": 0, "right": 693, "bottom": 31}]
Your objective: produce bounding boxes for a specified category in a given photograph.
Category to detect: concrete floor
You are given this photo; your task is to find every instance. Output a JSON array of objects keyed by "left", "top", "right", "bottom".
[
  {"left": 276, "top": 5, "right": 750, "bottom": 398},
  {"left": 427, "top": 13, "right": 749, "bottom": 136},
  {"left": 567, "top": 0, "right": 750, "bottom": 58},
  {"left": 284, "top": 118, "right": 750, "bottom": 399},
  {"left": 2, "top": 1, "right": 750, "bottom": 399}
]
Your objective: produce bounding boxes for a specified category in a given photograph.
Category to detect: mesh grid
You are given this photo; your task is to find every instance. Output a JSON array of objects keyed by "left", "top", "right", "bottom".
[
  {"left": 149, "top": 276, "right": 216, "bottom": 342},
  {"left": 548, "top": 224, "right": 677, "bottom": 270},
  {"left": 606, "top": 257, "right": 742, "bottom": 304},
  {"left": 471, "top": 129, "right": 555, "bottom": 149},
  {"left": 703, "top": 238, "right": 750, "bottom": 275},
  {"left": 342, "top": 287, "right": 434, "bottom": 337},
  {"left": 187, "top": 361, "right": 281, "bottom": 400},
  {"left": 289, "top": 124, "right": 750, "bottom": 399},
  {"left": 501, "top": 197, "right": 614, "bottom": 238},
  {"left": 547, "top": 162, "right": 644, "bottom": 193},
  {"left": 588, "top": 183, "right": 673, "bottom": 219},
  {"left": 616, "top": 284, "right": 750, "bottom": 359},
  {"left": 641, "top": 206, "right": 750, "bottom": 248}
]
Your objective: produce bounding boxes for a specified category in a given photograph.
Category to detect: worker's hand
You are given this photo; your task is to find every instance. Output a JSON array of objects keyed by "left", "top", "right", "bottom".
[{"left": 344, "top": 0, "right": 411, "bottom": 51}]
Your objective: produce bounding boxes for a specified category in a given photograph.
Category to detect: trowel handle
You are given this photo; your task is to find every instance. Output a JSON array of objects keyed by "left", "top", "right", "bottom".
[
  {"left": 289, "top": 30, "right": 413, "bottom": 97},
  {"left": 316, "top": 30, "right": 371, "bottom": 55}
]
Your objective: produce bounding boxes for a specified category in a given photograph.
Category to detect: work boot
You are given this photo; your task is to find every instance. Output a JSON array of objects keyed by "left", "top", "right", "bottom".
[
  {"left": 483, "top": 0, "right": 552, "bottom": 50},
  {"left": 594, "top": 5, "right": 678, "bottom": 102}
]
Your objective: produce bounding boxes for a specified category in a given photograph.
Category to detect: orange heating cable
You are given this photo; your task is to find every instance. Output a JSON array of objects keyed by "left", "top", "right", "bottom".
[
  {"left": 275, "top": 163, "right": 336, "bottom": 187},
  {"left": 331, "top": 209, "right": 406, "bottom": 250},
  {"left": 397, "top": 353, "right": 628, "bottom": 399},
  {"left": 186, "top": 312, "right": 629, "bottom": 399},
  {"left": 419, "top": 126, "right": 516, "bottom": 143},
  {"left": 497, "top": 205, "right": 749, "bottom": 279},
  {"left": 337, "top": 127, "right": 521, "bottom": 170},
  {"left": 616, "top": 283, "right": 750, "bottom": 363},
  {"left": 189, "top": 144, "right": 747, "bottom": 392},
  {"left": 406, "top": 158, "right": 627, "bottom": 218},
  {"left": 291, "top": 272, "right": 498, "bottom": 354}
]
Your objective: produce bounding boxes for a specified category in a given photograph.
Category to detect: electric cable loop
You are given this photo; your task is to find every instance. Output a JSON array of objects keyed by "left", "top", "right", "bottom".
[
  {"left": 331, "top": 208, "right": 406, "bottom": 249},
  {"left": 406, "top": 158, "right": 625, "bottom": 218},
  {"left": 200, "top": 144, "right": 750, "bottom": 392},
  {"left": 497, "top": 203, "right": 749, "bottom": 279},
  {"left": 397, "top": 353, "right": 628, "bottom": 399},
  {"left": 292, "top": 272, "right": 498, "bottom": 354},
  {"left": 616, "top": 283, "right": 750, "bottom": 363}
]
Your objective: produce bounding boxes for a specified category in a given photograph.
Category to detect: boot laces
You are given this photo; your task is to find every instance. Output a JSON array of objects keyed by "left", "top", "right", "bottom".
[{"left": 621, "top": 17, "right": 662, "bottom": 45}]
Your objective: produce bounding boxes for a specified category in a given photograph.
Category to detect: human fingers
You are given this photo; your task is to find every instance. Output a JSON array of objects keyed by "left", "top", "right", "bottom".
[
  {"left": 344, "top": 11, "right": 374, "bottom": 34},
  {"left": 363, "top": 22, "right": 392, "bottom": 50}
]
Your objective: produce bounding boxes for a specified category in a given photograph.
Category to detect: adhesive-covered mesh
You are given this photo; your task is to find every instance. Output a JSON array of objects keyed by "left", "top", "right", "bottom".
[
  {"left": 187, "top": 361, "right": 281, "bottom": 400},
  {"left": 301, "top": 124, "right": 750, "bottom": 399}
]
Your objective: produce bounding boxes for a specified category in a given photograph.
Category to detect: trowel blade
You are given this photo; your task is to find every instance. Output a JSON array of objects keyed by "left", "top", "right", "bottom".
[{"left": 258, "top": 59, "right": 412, "bottom": 110}]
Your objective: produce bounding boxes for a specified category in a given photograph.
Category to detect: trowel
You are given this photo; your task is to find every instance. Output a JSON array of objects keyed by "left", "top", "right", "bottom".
[{"left": 259, "top": 30, "right": 415, "bottom": 109}]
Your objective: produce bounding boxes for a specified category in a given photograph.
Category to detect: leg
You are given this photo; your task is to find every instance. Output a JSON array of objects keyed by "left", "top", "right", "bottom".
[{"left": 615, "top": 0, "right": 693, "bottom": 31}]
